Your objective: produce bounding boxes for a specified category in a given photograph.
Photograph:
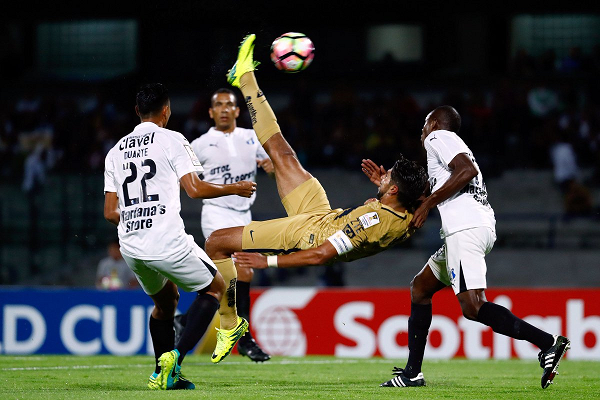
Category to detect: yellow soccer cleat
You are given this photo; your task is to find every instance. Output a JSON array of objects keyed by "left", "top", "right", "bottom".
[
  {"left": 211, "top": 316, "right": 249, "bottom": 363},
  {"left": 157, "top": 349, "right": 180, "bottom": 389},
  {"left": 147, "top": 372, "right": 161, "bottom": 390},
  {"left": 227, "top": 34, "right": 261, "bottom": 88}
]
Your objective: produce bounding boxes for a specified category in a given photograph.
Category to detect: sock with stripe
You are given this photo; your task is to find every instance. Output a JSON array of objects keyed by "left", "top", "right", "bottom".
[
  {"left": 213, "top": 258, "right": 239, "bottom": 330},
  {"left": 239, "top": 72, "right": 280, "bottom": 145}
]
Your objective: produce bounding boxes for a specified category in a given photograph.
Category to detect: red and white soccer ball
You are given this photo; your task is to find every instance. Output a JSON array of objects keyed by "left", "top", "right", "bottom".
[{"left": 270, "top": 32, "right": 315, "bottom": 73}]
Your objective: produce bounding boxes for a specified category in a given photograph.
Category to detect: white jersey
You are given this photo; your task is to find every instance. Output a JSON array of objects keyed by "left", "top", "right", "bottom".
[
  {"left": 191, "top": 127, "right": 268, "bottom": 212},
  {"left": 424, "top": 129, "right": 496, "bottom": 238},
  {"left": 104, "top": 121, "right": 204, "bottom": 260}
]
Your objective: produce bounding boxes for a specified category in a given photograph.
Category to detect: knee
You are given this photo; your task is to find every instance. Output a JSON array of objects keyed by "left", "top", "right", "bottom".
[
  {"left": 207, "top": 272, "right": 226, "bottom": 301},
  {"left": 410, "top": 276, "right": 429, "bottom": 304},
  {"left": 155, "top": 294, "right": 179, "bottom": 319},
  {"left": 272, "top": 147, "right": 298, "bottom": 165},
  {"left": 204, "top": 232, "right": 222, "bottom": 259}
]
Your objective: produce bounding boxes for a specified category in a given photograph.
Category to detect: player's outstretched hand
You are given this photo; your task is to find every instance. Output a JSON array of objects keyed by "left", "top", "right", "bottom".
[
  {"left": 235, "top": 181, "right": 257, "bottom": 198},
  {"left": 361, "top": 159, "right": 386, "bottom": 186},
  {"left": 232, "top": 252, "right": 267, "bottom": 269}
]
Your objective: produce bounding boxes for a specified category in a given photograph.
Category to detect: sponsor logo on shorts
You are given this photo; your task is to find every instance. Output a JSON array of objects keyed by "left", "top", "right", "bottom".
[{"left": 250, "top": 230, "right": 255, "bottom": 242}]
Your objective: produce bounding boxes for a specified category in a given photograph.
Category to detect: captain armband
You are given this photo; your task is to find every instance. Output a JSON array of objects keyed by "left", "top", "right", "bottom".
[{"left": 327, "top": 230, "right": 354, "bottom": 255}]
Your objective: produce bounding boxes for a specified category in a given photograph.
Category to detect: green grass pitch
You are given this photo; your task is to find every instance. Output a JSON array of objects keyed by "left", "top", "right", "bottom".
[{"left": 1, "top": 355, "right": 598, "bottom": 399}]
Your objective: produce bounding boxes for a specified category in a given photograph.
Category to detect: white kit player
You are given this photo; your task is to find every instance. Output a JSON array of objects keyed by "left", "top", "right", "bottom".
[
  {"left": 377, "top": 105, "right": 569, "bottom": 389},
  {"left": 174, "top": 88, "right": 272, "bottom": 362},
  {"left": 192, "top": 88, "right": 273, "bottom": 239},
  {"left": 103, "top": 83, "right": 256, "bottom": 390}
]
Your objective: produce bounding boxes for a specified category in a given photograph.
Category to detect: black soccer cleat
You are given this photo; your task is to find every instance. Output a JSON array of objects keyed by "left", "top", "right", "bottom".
[
  {"left": 237, "top": 337, "right": 271, "bottom": 362},
  {"left": 539, "top": 335, "right": 570, "bottom": 389},
  {"left": 380, "top": 367, "right": 426, "bottom": 387}
]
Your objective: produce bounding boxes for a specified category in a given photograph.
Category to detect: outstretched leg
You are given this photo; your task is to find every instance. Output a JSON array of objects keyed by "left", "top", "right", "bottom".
[
  {"left": 229, "top": 34, "right": 312, "bottom": 200},
  {"left": 459, "top": 289, "right": 569, "bottom": 389}
]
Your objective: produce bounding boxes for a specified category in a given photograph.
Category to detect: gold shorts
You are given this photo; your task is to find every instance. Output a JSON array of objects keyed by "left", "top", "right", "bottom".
[{"left": 242, "top": 178, "right": 331, "bottom": 252}]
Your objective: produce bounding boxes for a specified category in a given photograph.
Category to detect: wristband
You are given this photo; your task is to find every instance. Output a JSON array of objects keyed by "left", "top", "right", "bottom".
[{"left": 267, "top": 255, "right": 278, "bottom": 268}]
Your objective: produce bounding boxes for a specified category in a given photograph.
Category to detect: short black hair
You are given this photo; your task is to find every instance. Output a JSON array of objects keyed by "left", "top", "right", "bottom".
[
  {"left": 390, "top": 154, "right": 428, "bottom": 212},
  {"left": 211, "top": 88, "right": 237, "bottom": 107},
  {"left": 432, "top": 105, "right": 461, "bottom": 133},
  {"left": 136, "top": 83, "right": 169, "bottom": 117}
]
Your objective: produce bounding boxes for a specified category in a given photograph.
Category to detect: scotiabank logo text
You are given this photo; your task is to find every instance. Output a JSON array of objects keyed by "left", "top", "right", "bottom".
[{"left": 251, "top": 288, "right": 600, "bottom": 360}]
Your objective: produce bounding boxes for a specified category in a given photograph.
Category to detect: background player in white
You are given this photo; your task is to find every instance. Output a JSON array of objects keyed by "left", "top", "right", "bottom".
[
  {"left": 375, "top": 105, "right": 570, "bottom": 389},
  {"left": 103, "top": 83, "right": 256, "bottom": 390},
  {"left": 174, "top": 88, "right": 272, "bottom": 362}
]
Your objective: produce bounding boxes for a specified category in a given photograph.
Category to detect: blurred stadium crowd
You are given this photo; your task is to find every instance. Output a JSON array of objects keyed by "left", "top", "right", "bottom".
[{"left": 2, "top": 45, "right": 600, "bottom": 217}]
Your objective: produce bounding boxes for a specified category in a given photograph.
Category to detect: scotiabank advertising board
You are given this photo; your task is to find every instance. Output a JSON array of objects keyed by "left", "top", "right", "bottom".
[
  {"left": 249, "top": 288, "right": 600, "bottom": 360},
  {"left": 0, "top": 288, "right": 598, "bottom": 359}
]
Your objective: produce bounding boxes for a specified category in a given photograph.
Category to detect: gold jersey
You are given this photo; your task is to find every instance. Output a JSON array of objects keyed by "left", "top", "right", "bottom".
[{"left": 241, "top": 178, "right": 414, "bottom": 264}]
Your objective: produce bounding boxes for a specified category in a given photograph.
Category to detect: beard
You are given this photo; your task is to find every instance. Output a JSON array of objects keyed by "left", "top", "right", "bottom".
[{"left": 376, "top": 187, "right": 384, "bottom": 200}]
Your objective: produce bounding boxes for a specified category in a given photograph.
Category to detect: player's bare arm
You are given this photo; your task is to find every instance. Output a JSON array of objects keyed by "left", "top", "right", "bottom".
[
  {"left": 361, "top": 159, "right": 386, "bottom": 186},
  {"left": 180, "top": 171, "right": 256, "bottom": 199},
  {"left": 411, "top": 153, "right": 478, "bottom": 228},
  {"left": 233, "top": 241, "right": 339, "bottom": 269},
  {"left": 103, "top": 192, "right": 120, "bottom": 226}
]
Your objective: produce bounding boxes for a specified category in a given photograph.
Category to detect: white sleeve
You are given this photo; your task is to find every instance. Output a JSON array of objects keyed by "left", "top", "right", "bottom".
[
  {"left": 103, "top": 150, "right": 117, "bottom": 193},
  {"left": 190, "top": 137, "right": 206, "bottom": 166},
  {"left": 171, "top": 137, "right": 204, "bottom": 179},
  {"left": 426, "top": 133, "right": 469, "bottom": 168}
]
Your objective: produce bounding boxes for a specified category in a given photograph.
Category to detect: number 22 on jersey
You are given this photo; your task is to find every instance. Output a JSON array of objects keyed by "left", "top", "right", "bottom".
[{"left": 122, "top": 159, "right": 159, "bottom": 206}]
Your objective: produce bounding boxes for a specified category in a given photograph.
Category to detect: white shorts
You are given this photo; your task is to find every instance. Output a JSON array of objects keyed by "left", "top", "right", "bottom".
[
  {"left": 122, "top": 235, "right": 217, "bottom": 295},
  {"left": 427, "top": 226, "right": 496, "bottom": 295},
  {"left": 201, "top": 204, "right": 252, "bottom": 239}
]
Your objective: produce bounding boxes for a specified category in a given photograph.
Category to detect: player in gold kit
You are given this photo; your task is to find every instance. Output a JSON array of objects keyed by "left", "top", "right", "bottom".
[{"left": 205, "top": 34, "right": 428, "bottom": 362}]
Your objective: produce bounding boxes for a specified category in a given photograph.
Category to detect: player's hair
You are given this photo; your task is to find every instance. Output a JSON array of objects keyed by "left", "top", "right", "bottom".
[
  {"left": 136, "top": 83, "right": 169, "bottom": 117},
  {"left": 211, "top": 88, "right": 238, "bottom": 107},
  {"left": 390, "top": 154, "right": 428, "bottom": 212},
  {"left": 433, "top": 105, "right": 461, "bottom": 133}
]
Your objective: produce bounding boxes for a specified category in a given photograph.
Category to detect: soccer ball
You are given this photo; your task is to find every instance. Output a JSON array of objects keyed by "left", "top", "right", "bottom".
[{"left": 270, "top": 32, "right": 315, "bottom": 73}]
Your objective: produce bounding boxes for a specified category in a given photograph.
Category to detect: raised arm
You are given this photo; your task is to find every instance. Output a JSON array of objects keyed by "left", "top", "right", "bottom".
[
  {"left": 361, "top": 159, "right": 386, "bottom": 186},
  {"left": 180, "top": 171, "right": 256, "bottom": 199},
  {"left": 233, "top": 241, "right": 339, "bottom": 269},
  {"left": 411, "top": 153, "right": 477, "bottom": 228}
]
